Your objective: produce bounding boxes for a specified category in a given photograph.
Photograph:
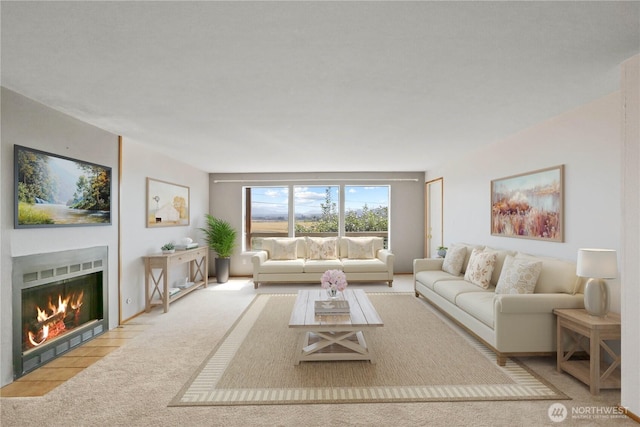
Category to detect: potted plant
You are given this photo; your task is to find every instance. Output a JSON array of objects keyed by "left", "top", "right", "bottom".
[
  {"left": 161, "top": 242, "right": 175, "bottom": 254},
  {"left": 437, "top": 246, "right": 447, "bottom": 258},
  {"left": 201, "top": 214, "right": 237, "bottom": 283}
]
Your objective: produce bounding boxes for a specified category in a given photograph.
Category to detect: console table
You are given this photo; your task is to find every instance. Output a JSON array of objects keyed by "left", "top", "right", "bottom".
[
  {"left": 554, "top": 308, "right": 621, "bottom": 395},
  {"left": 143, "top": 247, "right": 208, "bottom": 313}
]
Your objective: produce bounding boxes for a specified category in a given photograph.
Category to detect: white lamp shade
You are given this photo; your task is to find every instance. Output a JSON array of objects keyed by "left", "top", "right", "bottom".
[{"left": 576, "top": 248, "right": 618, "bottom": 279}]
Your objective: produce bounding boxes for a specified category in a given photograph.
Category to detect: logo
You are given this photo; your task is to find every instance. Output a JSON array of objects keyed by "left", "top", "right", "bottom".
[{"left": 548, "top": 403, "right": 568, "bottom": 423}]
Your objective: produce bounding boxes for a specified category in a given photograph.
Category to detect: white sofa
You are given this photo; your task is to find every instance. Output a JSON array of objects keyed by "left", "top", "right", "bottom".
[
  {"left": 251, "top": 236, "right": 394, "bottom": 289},
  {"left": 414, "top": 243, "right": 584, "bottom": 365}
]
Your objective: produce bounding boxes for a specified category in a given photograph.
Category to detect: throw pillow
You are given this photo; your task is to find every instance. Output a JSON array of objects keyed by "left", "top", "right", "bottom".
[
  {"left": 442, "top": 244, "right": 466, "bottom": 275},
  {"left": 347, "top": 238, "right": 375, "bottom": 259},
  {"left": 305, "top": 237, "right": 338, "bottom": 260},
  {"left": 272, "top": 239, "right": 298, "bottom": 260},
  {"left": 464, "top": 248, "right": 497, "bottom": 289},
  {"left": 495, "top": 255, "right": 543, "bottom": 294}
]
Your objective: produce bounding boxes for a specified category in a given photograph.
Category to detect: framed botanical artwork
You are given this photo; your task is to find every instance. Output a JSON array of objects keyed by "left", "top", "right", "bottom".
[
  {"left": 14, "top": 145, "right": 112, "bottom": 228},
  {"left": 146, "top": 178, "right": 190, "bottom": 227},
  {"left": 491, "top": 165, "right": 564, "bottom": 242}
]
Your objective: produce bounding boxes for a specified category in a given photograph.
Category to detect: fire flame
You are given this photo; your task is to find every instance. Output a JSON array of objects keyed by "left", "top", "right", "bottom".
[{"left": 27, "top": 291, "right": 84, "bottom": 348}]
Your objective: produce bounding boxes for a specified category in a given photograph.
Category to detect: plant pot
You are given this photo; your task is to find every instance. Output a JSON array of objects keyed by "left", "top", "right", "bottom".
[{"left": 215, "top": 257, "right": 230, "bottom": 283}]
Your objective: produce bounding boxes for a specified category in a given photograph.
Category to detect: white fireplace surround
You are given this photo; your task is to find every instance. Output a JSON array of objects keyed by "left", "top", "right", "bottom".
[{"left": 12, "top": 246, "right": 109, "bottom": 378}]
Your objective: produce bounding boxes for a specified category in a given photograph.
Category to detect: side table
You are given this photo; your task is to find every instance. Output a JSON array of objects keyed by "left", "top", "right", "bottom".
[
  {"left": 554, "top": 308, "right": 621, "bottom": 395},
  {"left": 143, "top": 247, "right": 208, "bottom": 313}
]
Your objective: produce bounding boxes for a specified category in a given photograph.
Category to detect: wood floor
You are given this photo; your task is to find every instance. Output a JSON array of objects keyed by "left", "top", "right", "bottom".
[{"left": 0, "top": 323, "right": 148, "bottom": 397}]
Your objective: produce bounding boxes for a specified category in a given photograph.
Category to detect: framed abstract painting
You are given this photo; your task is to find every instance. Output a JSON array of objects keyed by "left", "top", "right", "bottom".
[{"left": 491, "top": 165, "right": 564, "bottom": 242}]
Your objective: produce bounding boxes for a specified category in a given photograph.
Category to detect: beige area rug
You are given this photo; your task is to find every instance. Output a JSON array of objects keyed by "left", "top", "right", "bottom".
[{"left": 170, "top": 293, "right": 568, "bottom": 406}]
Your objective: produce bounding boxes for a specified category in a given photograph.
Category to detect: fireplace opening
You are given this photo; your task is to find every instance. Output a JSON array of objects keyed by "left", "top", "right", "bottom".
[
  {"left": 21, "top": 271, "right": 102, "bottom": 354},
  {"left": 12, "top": 246, "right": 109, "bottom": 378}
]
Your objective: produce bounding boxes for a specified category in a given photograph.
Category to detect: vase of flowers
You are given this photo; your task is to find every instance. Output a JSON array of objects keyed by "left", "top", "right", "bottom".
[{"left": 321, "top": 269, "right": 348, "bottom": 299}]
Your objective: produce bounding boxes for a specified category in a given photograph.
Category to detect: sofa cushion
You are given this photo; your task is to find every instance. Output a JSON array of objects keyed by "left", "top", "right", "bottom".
[
  {"left": 272, "top": 239, "right": 298, "bottom": 260},
  {"left": 305, "top": 237, "right": 338, "bottom": 260},
  {"left": 339, "top": 237, "right": 383, "bottom": 258},
  {"left": 453, "top": 243, "right": 485, "bottom": 274},
  {"left": 347, "top": 238, "right": 375, "bottom": 259},
  {"left": 482, "top": 247, "right": 517, "bottom": 286},
  {"left": 455, "top": 292, "right": 496, "bottom": 328},
  {"left": 442, "top": 244, "right": 467, "bottom": 275},
  {"left": 341, "top": 258, "right": 388, "bottom": 273},
  {"left": 258, "top": 259, "right": 304, "bottom": 273},
  {"left": 415, "top": 270, "right": 460, "bottom": 290},
  {"left": 464, "top": 248, "right": 497, "bottom": 289},
  {"left": 495, "top": 255, "right": 543, "bottom": 295},
  {"left": 515, "top": 253, "right": 579, "bottom": 294},
  {"left": 253, "top": 237, "right": 306, "bottom": 259},
  {"left": 433, "top": 280, "right": 488, "bottom": 304},
  {"left": 303, "top": 259, "right": 343, "bottom": 273}
]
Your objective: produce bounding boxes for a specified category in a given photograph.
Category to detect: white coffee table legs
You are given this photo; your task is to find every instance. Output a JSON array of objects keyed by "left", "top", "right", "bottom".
[{"left": 294, "top": 328, "right": 376, "bottom": 365}]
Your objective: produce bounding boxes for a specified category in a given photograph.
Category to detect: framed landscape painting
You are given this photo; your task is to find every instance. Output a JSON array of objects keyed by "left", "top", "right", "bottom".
[
  {"left": 491, "top": 165, "right": 564, "bottom": 242},
  {"left": 14, "top": 145, "right": 112, "bottom": 228},
  {"left": 146, "top": 178, "right": 190, "bottom": 227}
]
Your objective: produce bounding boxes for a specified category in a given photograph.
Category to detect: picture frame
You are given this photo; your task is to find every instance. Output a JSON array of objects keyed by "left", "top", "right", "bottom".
[
  {"left": 14, "top": 145, "right": 112, "bottom": 228},
  {"left": 491, "top": 165, "right": 564, "bottom": 242},
  {"left": 146, "top": 178, "right": 190, "bottom": 227}
]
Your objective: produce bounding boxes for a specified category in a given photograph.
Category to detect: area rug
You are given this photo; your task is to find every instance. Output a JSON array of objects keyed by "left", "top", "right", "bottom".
[{"left": 170, "top": 293, "right": 568, "bottom": 406}]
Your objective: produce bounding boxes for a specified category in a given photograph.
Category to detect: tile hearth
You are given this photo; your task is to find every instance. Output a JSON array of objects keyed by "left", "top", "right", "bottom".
[{"left": 1, "top": 323, "right": 148, "bottom": 397}]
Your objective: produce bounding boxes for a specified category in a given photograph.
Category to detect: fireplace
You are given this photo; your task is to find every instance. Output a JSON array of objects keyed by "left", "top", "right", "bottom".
[{"left": 12, "top": 247, "right": 108, "bottom": 378}]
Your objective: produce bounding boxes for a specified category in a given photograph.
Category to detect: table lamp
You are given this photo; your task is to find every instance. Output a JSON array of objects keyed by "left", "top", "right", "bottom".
[{"left": 576, "top": 248, "right": 617, "bottom": 317}]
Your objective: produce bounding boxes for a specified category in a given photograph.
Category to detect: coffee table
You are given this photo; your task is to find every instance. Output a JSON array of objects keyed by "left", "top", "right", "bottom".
[{"left": 289, "top": 289, "right": 384, "bottom": 365}]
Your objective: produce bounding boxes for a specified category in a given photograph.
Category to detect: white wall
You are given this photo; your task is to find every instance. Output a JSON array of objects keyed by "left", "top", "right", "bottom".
[
  {"left": 427, "top": 92, "right": 622, "bottom": 312},
  {"left": 621, "top": 54, "right": 639, "bottom": 418},
  {"left": 119, "top": 140, "right": 209, "bottom": 321},
  {"left": 0, "top": 88, "right": 119, "bottom": 386},
  {"left": 209, "top": 172, "right": 425, "bottom": 276}
]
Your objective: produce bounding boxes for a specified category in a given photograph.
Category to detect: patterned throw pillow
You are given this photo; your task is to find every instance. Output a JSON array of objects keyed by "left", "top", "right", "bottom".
[
  {"left": 464, "top": 248, "right": 497, "bottom": 289},
  {"left": 272, "top": 239, "right": 298, "bottom": 260},
  {"left": 442, "top": 244, "right": 466, "bottom": 275},
  {"left": 347, "top": 238, "right": 375, "bottom": 259},
  {"left": 306, "top": 237, "right": 338, "bottom": 260},
  {"left": 495, "top": 255, "right": 543, "bottom": 294}
]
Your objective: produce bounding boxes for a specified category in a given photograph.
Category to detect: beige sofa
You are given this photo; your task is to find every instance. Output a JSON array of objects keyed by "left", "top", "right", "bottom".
[
  {"left": 414, "top": 243, "right": 584, "bottom": 365},
  {"left": 251, "top": 236, "right": 394, "bottom": 289}
]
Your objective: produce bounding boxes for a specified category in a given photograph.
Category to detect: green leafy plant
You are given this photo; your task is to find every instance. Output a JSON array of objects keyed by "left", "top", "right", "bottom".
[
  {"left": 161, "top": 242, "right": 175, "bottom": 251},
  {"left": 201, "top": 214, "right": 237, "bottom": 258},
  {"left": 437, "top": 246, "right": 447, "bottom": 251}
]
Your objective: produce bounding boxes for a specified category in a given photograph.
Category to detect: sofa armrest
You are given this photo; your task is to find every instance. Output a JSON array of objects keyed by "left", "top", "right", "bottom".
[
  {"left": 251, "top": 250, "right": 268, "bottom": 267},
  {"left": 413, "top": 258, "right": 444, "bottom": 273},
  {"left": 377, "top": 250, "right": 395, "bottom": 277},
  {"left": 495, "top": 293, "right": 584, "bottom": 314},
  {"left": 377, "top": 249, "right": 394, "bottom": 265}
]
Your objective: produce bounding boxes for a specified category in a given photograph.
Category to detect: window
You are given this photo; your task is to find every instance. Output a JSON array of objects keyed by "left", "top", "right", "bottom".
[
  {"left": 245, "top": 187, "right": 288, "bottom": 248},
  {"left": 244, "top": 184, "right": 390, "bottom": 249},
  {"left": 294, "top": 186, "right": 339, "bottom": 236},
  {"left": 345, "top": 186, "right": 389, "bottom": 246}
]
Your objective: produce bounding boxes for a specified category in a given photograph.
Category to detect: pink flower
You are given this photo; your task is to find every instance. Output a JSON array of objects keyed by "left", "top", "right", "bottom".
[{"left": 321, "top": 269, "right": 348, "bottom": 292}]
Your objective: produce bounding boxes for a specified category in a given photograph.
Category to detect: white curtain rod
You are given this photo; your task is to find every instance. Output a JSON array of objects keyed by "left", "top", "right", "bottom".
[{"left": 213, "top": 178, "right": 420, "bottom": 184}]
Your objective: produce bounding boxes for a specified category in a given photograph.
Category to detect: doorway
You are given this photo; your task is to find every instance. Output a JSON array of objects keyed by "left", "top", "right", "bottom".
[{"left": 425, "top": 178, "right": 443, "bottom": 258}]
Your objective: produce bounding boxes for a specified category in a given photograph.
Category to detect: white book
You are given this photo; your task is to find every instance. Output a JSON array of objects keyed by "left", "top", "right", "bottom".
[{"left": 314, "top": 300, "right": 350, "bottom": 315}]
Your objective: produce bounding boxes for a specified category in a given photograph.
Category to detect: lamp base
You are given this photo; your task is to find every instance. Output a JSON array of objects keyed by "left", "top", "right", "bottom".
[{"left": 584, "top": 278, "right": 609, "bottom": 317}]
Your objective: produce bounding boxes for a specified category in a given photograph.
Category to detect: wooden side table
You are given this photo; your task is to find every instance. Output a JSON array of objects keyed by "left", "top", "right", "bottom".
[
  {"left": 143, "top": 247, "right": 208, "bottom": 313},
  {"left": 554, "top": 308, "right": 621, "bottom": 395}
]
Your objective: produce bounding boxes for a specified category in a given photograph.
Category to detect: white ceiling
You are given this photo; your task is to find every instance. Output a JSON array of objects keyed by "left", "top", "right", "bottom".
[{"left": 2, "top": 1, "right": 638, "bottom": 173}]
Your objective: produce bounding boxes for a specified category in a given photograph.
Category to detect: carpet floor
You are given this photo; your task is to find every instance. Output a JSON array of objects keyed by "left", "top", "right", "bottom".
[{"left": 171, "top": 293, "right": 566, "bottom": 406}]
